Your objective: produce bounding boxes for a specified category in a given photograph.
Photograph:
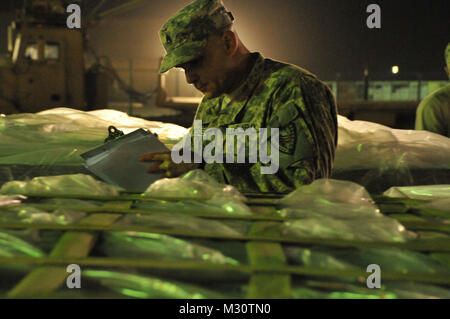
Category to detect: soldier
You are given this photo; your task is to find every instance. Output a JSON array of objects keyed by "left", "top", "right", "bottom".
[
  {"left": 415, "top": 42, "right": 450, "bottom": 138},
  {"left": 140, "top": 0, "right": 338, "bottom": 193}
]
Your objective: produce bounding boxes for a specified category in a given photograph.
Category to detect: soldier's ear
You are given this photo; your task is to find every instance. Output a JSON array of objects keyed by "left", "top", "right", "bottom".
[{"left": 222, "top": 30, "right": 238, "bottom": 55}]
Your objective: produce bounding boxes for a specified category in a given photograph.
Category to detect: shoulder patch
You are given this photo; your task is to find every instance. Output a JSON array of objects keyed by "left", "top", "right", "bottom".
[{"left": 278, "top": 122, "right": 297, "bottom": 155}]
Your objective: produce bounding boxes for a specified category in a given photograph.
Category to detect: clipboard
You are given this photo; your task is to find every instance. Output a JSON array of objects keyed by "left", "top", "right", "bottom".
[{"left": 80, "top": 129, "right": 169, "bottom": 192}]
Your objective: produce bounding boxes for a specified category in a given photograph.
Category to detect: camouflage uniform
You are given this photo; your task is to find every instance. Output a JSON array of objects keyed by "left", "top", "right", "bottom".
[
  {"left": 159, "top": 0, "right": 338, "bottom": 193},
  {"left": 415, "top": 84, "right": 450, "bottom": 138},
  {"left": 415, "top": 43, "right": 450, "bottom": 138}
]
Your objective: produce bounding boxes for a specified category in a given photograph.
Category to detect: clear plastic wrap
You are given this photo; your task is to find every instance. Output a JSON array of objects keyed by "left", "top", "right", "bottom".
[
  {"left": 331, "top": 248, "right": 450, "bottom": 275},
  {"left": 142, "top": 170, "right": 252, "bottom": 216},
  {"left": 0, "top": 205, "right": 85, "bottom": 225},
  {"left": 383, "top": 185, "right": 450, "bottom": 200},
  {"left": 0, "top": 231, "right": 44, "bottom": 258},
  {"left": 282, "top": 217, "right": 414, "bottom": 242},
  {"left": 144, "top": 170, "right": 245, "bottom": 200},
  {"left": 335, "top": 115, "right": 450, "bottom": 170},
  {"left": 280, "top": 179, "right": 376, "bottom": 208},
  {"left": 38, "top": 198, "right": 102, "bottom": 208},
  {"left": 279, "top": 179, "right": 416, "bottom": 242},
  {"left": 386, "top": 282, "right": 450, "bottom": 299},
  {"left": 291, "top": 282, "right": 450, "bottom": 299},
  {"left": 0, "top": 174, "right": 123, "bottom": 197},
  {"left": 0, "top": 108, "right": 188, "bottom": 166},
  {"left": 286, "top": 247, "right": 450, "bottom": 275},
  {"left": 144, "top": 177, "right": 215, "bottom": 200},
  {"left": 422, "top": 198, "right": 450, "bottom": 212},
  {"left": 279, "top": 202, "right": 382, "bottom": 220},
  {"left": 99, "top": 231, "right": 239, "bottom": 265},
  {"left": 82, "top": 270, "right": 226, "bottom": 299},
  {"left": 284, "top": 247, "right": 356, "bottom": 270},
  {"left": 384, "top": 185, "right": 450, "bottom": 212},
  {"left": 333, "top": 116, "right": 450, "bottom": 192},
  {"left": 119, "top": 213, "right": 245, "bottom": 237}
]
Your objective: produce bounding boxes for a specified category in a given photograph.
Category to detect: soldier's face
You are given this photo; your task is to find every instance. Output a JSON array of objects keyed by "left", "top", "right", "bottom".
[{"left": 179, "top": 35, "right": 233, "bottom": 98}]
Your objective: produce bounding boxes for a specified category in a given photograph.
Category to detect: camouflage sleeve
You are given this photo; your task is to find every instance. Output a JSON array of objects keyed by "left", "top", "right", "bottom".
[
  {"left": 268, "top": 79, "right": 338, "bottom": 188},
  {"left": 415, "top": 98, "right": 447, "bottom": 136},
  {"left": 268, "top": 85, "right": 316, "bottom": 187}
]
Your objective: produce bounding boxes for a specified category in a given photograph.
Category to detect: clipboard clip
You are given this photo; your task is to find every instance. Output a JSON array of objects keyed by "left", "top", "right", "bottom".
[{"left": 104, "top": 126, "right": 125, "bottom": 144}]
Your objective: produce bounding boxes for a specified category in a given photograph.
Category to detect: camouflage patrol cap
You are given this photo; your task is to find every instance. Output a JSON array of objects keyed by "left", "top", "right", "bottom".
[{"left": 159, "top": 0, "right": 234, "bottom": 74}]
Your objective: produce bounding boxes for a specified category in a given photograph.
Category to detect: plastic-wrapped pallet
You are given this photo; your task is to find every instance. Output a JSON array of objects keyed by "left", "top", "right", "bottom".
[
  {"left": 291, "top": 282, "right": 450, "bottom": 299},
  {"left": 99, "top": 231, "right": 239, "bottom": 265},
  {"left": 0, "top": 174, "right": 122, "bottom": 197},
  {"left": 384, "top": 185, "right": 450, "bottom": 212},
  {"left": 0, "top": 108, "right": 188, "bottom": 166},
  {"left": 119, "top": 213, "right": 246, "bottom": 237},
  {"left": 0, "top": 205, "right": 85, "bottom": 225},
  {"left": 335, "top": 115, "right": 450, "bottom": 170},
  {"left": 384, "top": 185, "right": 450, "bottom": 200},
  {"left": 279, "top": 179, "right": 416, "bottom": 242},
  {"left": 141, "top": 170, "right": 252, "bottom": 216},
  {"left": 333, "top": 116, "right": 450, "bottom": 192},
  {"left": 0, "top": 231, "right": 45, "bottom": 281},
  {"left": 284, "top": 247, "right": 449, "bottom": 274},
  {"left": 82, "top": 270, "right": 229, "bottom": 299}
]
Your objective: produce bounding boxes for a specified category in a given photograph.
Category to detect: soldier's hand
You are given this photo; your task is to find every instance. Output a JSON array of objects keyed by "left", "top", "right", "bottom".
[{"left": 139, "top": 151, "right": 199, "bottom": 178}]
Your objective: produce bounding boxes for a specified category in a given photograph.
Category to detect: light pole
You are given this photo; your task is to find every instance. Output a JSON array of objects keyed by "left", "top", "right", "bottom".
[{"left": 363, "top": 65, "right": 369, "bottom": 101}]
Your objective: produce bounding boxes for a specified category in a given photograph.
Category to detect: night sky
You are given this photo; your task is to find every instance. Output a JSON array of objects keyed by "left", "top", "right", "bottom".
[{"left": 0, "top": 0, "right": 449, "bottom": 80}]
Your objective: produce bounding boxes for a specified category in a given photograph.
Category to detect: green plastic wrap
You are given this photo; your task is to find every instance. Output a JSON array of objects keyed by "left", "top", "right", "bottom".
[
  {"left": 0, "top": 205, "right": 86, "bottom": 225},
  {"left": 143, "top": 170, "right": 246, "bottom": 200},
  {"left": 291, "top": 286, "right": 396, "bottom": 299},
  {"left": 0, "top": 174, "right": 123, "bottom": 197},
  {"left": 134, "top": 199, "right": 252, "bottom": 217},
  {"left": 384, "top": 185, "right": 450, "bottom": 200},
  {"left": 0, "top": 231, "right": 45, "bottom": 280},
  {"left": 291, "top": 281, "right": 450, "bottom": 299},
  {"left": 384, "top": 185, "right": 450, "bottom": 212},
  {"left": 285, "top": 247, "right": 449, "bottom": 274},
  {"left": 0, "top": 108, "right": 188, "bottom": 166},
  {"left": 282, "top": 217, "right": 414, "bottom": 242},
  {"left": 142, "top": 170, "right": 252, "bottom": 216},
  {"left": 280, "top": 179, "right": 376, "bottom": 208},
  {"left": 284, "top": 247, "right": 356, "bottom": 270},
  {"left": 331, "top": 248, "right": 450, "bottom": 275},
  {"left": 119, "top": 213, "right": 246, "bottom": 237},
  {"left": 280, "top": 179, "right": 416, "bottom": 242},
  {"left": 82, "top": 270, "right": 228, "bottom": 299},
  {"left": 98, "top": 231, "right": 239, "bottom": 265},
  {"left": 386, "top": 282, "right": 450, "bottom": 299},
  {"left": 0, "top": 231, "right": 44, "bottom": 258},
  {"left": 38, "top": 198, "right": 102, "bottom": 208}
]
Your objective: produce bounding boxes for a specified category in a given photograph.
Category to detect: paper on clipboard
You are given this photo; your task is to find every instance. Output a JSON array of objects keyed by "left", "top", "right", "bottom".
[{"left": 81, "top": 129, "right": 169, "bottom": 192}]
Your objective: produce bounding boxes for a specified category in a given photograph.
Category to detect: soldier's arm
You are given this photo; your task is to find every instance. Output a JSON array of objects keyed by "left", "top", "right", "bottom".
[
  {"left": 268, "top": 79, "right": 337, "bottom": 188},
  {"left": 415, "top": 98, "right": 447, "bottom": 135}
]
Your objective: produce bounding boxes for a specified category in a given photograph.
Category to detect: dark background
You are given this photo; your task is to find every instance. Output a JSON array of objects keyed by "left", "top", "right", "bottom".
[{"left": 0, "top": 0, "right": 449, "bottom": 80}]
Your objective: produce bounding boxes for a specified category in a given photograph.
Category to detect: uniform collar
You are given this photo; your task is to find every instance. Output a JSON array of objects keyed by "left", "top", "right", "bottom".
[{"left": 226, "top": 52, "right": 265, "bottom": 102}]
